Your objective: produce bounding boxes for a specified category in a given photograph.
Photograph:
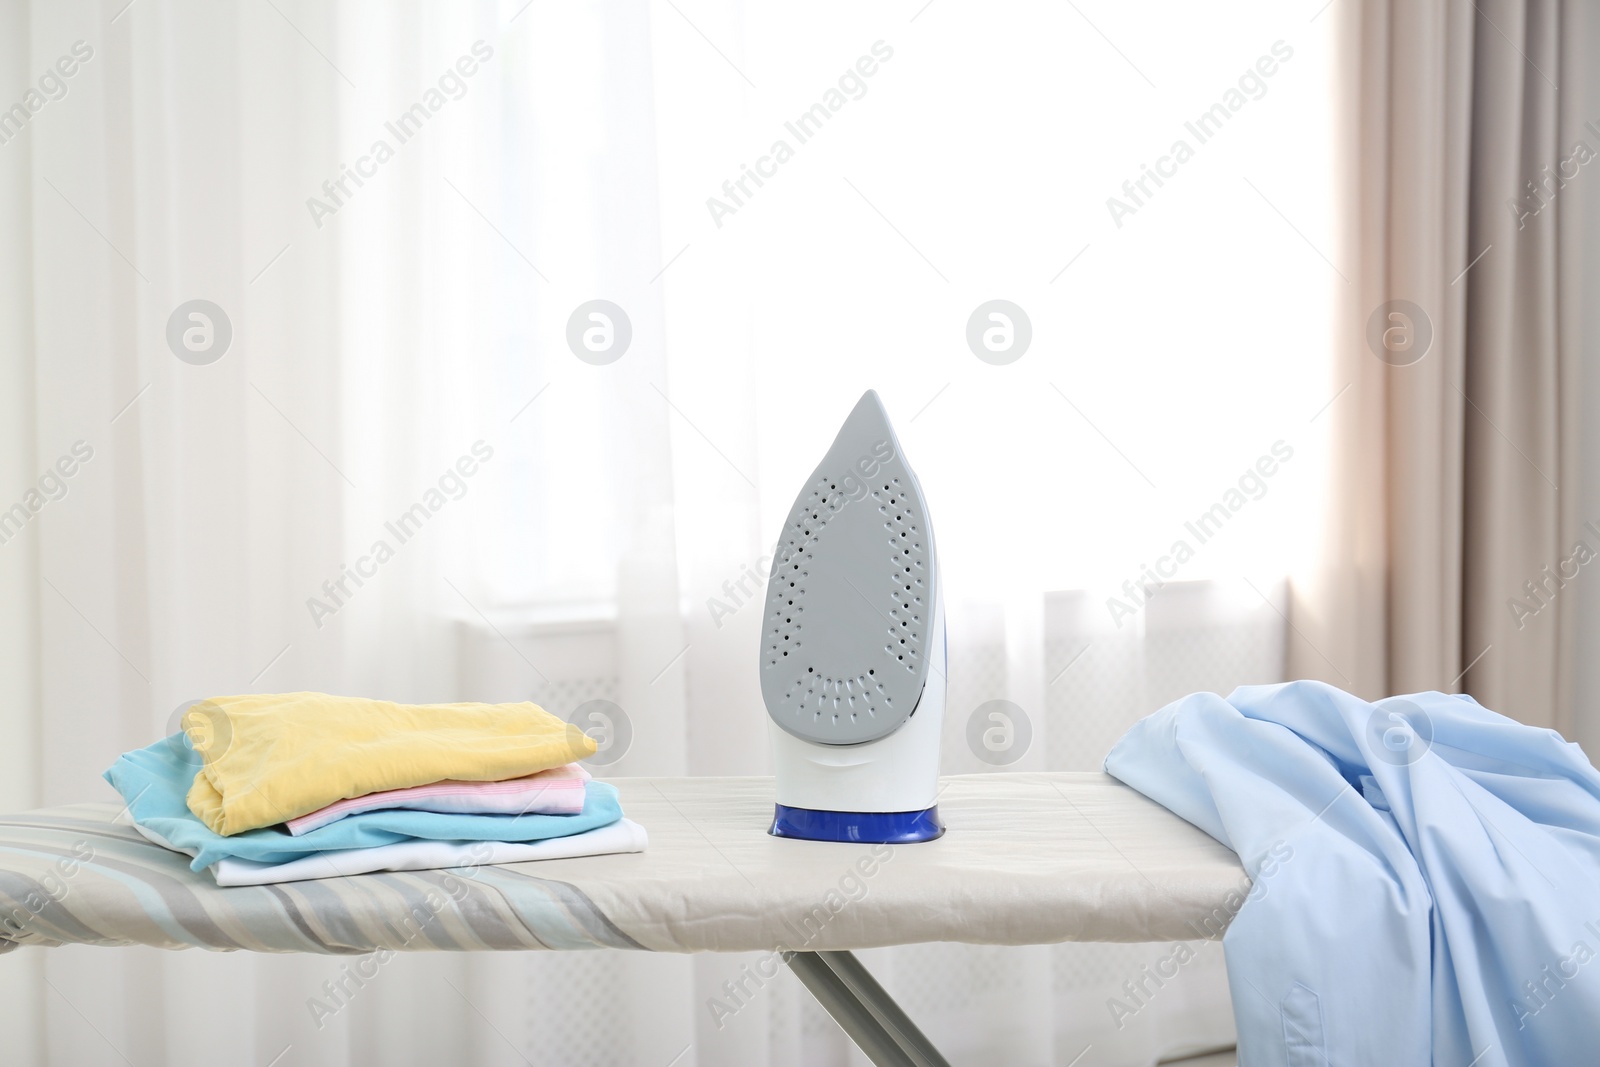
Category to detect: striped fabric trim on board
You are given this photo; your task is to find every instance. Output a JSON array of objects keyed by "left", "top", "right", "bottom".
[{"left": 0, "top": 803, "right": 645, "bottom": 955}]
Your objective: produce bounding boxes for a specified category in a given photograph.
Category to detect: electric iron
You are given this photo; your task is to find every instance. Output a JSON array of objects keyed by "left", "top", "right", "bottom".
[{"left": 761, "top": 389, "right": 946, "bottom": 843}]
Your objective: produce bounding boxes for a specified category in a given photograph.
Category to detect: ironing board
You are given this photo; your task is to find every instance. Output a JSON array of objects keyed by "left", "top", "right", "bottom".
[{"left": 0, "top": 772, "right": 1247, "bottom": 1067}]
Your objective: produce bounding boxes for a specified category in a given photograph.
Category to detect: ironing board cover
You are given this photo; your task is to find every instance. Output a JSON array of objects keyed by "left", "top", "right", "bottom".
[{"left": 0, "top": 773, "right": 1246, "bottom": 955}]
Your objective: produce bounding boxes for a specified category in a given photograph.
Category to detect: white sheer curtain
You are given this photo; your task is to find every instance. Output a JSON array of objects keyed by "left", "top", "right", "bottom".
[{"left": 0, "top": 2, "right": 1337, "bottom": 1065}]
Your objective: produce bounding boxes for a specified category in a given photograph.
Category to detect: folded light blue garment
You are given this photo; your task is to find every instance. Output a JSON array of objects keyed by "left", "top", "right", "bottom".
[
  {"left": 104, "top": 734, "right": 623, "bottom": 873},
  {"left": 1105, "top": 681, "right": 1600, "bottom": 1067}
]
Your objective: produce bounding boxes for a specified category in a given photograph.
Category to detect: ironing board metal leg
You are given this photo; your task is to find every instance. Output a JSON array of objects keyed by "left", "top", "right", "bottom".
[{"left": 784, "top": 950, "right": 952, "bottom": 1067}]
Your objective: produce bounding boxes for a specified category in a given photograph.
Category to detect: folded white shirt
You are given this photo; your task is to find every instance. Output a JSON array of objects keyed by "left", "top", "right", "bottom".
[{"left": 193, "top": 819, "right": 647, "bottom": 886}]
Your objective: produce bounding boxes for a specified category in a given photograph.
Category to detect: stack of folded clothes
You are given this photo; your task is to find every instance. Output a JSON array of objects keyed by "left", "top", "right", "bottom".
[{"left": 102, "top": 692, "right": 647, "bottom": 886}]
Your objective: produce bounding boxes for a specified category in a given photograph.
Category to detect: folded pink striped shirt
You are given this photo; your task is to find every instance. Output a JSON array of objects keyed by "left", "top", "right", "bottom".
[{"left": 285, "top": 764, "right": 592, "bottom": 835}]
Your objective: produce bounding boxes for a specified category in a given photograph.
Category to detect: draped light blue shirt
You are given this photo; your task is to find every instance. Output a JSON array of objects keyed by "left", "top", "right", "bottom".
[{"left": 1106, "top": 681, "right": 1600, "bottom": 1067}]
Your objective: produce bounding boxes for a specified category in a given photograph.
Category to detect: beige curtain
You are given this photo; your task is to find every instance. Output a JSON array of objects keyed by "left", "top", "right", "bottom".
[{"left": 1294, "top": 0, "right": 1594, "bottom": 733}]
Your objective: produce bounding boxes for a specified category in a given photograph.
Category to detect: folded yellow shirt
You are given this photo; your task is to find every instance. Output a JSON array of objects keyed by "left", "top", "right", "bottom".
[{"left": 183, "top": 692, "right": 598, "bottom": 836}]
